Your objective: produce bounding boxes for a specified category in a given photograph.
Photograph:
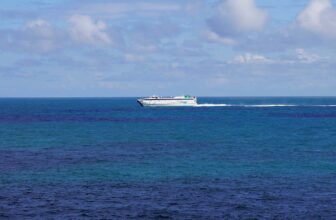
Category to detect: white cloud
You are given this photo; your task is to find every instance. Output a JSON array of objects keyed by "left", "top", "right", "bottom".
[
  {"left": 230, "top": 49, "right": 322, "bottom": 65},
  {"left": 24, "top": 19, "right": 56, "bottom": 52},
  {"left": 26, "top": 19, "right": 50, "bottom": 29},
  {"left": 205, "top": 30, "right": 237, "bottom": 45},
  {"left": 73, "top": 2, "right": 183, "bottom": 19},
  {"left": 25, "top": 19, "right": 53, "bottom": 38},
  {"left": 207, "top": 0, "right": 268, "bottom": 39},
  {"left": 232, "top": 53, "right": 271, "bottom": 64},
  {"left": 1, "top": 16, "right": 113, "bottom": 53},
  {"left": 68, "top": 15, "right": 111, "bottom": 45},
  {"left": 297, "top": 0, "right": 336, "bottom": 38},
  {"left": 296, "top": 48, "right": 320, "bottom": 63}
]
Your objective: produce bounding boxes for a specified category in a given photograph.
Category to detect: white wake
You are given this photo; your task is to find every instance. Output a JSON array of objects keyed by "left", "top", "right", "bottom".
[
  {"left": 195, "top": 104, "right": 336, "bottom": 108},
  {"left": 195, "top": 104, "right": 233, "bottom": 107}
]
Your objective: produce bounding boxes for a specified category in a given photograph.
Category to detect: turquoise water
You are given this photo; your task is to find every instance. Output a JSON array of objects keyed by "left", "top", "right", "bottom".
[{"left": 1, "top": 97, "right": 336, "bottom": 218}]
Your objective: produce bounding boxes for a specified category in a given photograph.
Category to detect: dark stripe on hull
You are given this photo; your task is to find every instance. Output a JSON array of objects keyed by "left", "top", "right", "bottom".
[{"left": 137, "top": 100, "right": 144, "bottom": 106}]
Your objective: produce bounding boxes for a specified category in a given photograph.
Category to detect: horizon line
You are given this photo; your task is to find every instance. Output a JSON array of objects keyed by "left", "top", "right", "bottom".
[{"left": 0, "top": 95, "right": 336, "bottom": 99}]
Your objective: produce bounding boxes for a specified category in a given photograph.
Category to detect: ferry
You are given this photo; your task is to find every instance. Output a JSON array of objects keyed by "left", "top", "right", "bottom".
[{"left": 137, "top": 95, "right": 197, "bottom": 107}]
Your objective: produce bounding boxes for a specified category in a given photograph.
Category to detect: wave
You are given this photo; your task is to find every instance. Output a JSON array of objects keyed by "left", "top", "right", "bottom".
[{"left": 195, "top": 104, "right": 336, "bottom": 108}]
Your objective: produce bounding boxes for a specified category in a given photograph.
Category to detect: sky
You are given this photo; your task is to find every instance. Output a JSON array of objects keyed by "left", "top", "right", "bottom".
[{"left": 0, "top": 0, "right": 336, "bottom": 97}]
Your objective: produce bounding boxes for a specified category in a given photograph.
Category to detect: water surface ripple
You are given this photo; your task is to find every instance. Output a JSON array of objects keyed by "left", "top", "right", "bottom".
[{"left": 1, "top": 97, "right": 336, "bottom": 219}]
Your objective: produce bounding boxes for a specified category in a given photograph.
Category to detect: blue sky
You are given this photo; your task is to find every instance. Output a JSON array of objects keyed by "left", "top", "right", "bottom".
[{"left": 1, "top": 0, "right": 336, "bottom": 97}]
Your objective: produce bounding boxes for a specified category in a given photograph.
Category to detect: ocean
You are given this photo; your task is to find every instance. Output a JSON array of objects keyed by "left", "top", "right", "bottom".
[{"left": 0, "top": 97, "right": 336, "bottom": 219}]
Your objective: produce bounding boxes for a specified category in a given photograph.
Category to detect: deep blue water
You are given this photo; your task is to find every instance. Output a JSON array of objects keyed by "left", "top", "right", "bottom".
[{"left": 1, "top": 97, "right": 336, "bottom": 219}]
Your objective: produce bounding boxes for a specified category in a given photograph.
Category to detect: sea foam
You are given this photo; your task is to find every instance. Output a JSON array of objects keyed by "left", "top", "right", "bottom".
[{"left": 195, "top": 104, "right": 336, "bottom": 108}]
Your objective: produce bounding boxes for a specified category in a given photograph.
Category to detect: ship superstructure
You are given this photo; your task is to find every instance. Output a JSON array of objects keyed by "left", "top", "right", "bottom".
[{"left": 137, "top": 95, "right": 197, "bottom": 107}]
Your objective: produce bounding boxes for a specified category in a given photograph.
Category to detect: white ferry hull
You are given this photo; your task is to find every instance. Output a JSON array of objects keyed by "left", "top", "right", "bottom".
[{"left": 138, "top": 98, "right": 197, "bottom": 107}]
